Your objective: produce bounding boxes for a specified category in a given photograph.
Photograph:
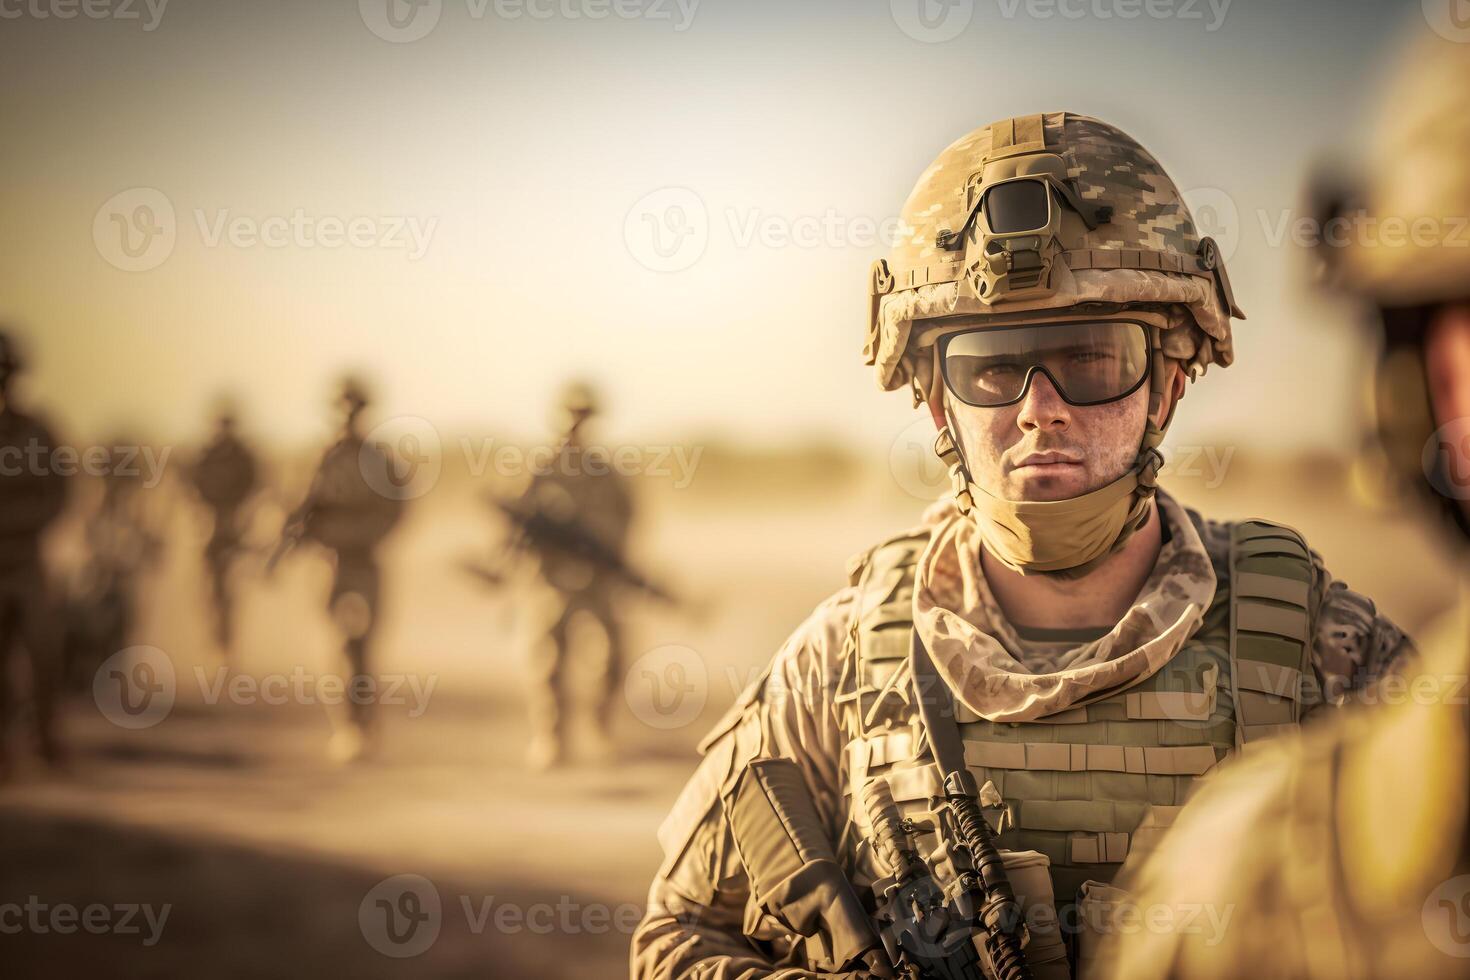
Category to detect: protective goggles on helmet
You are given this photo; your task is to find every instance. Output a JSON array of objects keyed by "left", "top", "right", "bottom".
[
  {"left": 938, "top": 169, "right": 1113, "bottom": 302},
  {"left": 938, "top": 319, "right": 1152, "bottom": 408}
]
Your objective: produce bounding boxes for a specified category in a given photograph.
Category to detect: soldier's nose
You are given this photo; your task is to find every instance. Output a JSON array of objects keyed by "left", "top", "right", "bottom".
[{"left": 1016, "top": 372, "right": 1071, "bottom": 432}]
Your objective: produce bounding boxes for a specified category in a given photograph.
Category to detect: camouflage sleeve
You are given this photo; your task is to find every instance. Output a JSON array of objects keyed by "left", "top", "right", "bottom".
[
  {"left": 630, "top": 590, "right": 858, "bottom": 980},
  {"left": 1305, "top": 552, "right": 1416, "bottom": 712}
]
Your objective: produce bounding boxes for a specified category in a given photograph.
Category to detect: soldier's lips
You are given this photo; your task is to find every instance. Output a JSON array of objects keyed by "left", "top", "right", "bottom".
[{"left": 1011, "top": 452, "right": 1084, "bottom": 472}]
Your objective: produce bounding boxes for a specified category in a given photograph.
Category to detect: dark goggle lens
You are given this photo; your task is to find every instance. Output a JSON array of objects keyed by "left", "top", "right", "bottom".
[
  {"left": 983, "top": 179, "right": 1052, "bottom": 235},
  {"left": 941, "top": 321, "right": 1150, "bottom": 408}
]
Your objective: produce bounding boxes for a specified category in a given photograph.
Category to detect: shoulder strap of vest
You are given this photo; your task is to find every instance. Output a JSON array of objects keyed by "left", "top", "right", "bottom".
[
  {"left": 1227, "top": 519, "right": 1315, "bottom": 748},
  {"left": 848, "top": 529, "right": 930, "bottom": 735}
]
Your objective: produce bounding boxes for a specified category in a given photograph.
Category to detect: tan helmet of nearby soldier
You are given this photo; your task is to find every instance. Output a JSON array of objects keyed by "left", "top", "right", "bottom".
[
  {"left": 1312, "top": 34, "right": 1470, "bottom": 541},
  {"left": 0, "top": 328, "right": 23, "bottom": 392},
  {"left": 864, "top": 112, "right": 1245, "bottom": 572}
]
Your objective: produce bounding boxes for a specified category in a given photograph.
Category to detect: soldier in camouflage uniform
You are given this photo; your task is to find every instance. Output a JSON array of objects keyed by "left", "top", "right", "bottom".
[
  {"left": 275, "top": 377, "right": 404, "bottom": 763},
  {"left": 632, "top": 113, "right": 1413, "bottom": 979},
  {"left": 522, "top": 381, "right": 634, "bottom": 770},
  {"left": 1097, "top": 32, "right": 1470, "bottom": 980},
  {"left": 188, "top": 402, "right": 259, "bottom": 658},
  {"left": 0, "top": 329, "right": 69, "bottom": 778}
]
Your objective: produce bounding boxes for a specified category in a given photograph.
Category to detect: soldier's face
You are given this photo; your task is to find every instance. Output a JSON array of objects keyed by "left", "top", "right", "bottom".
[
  {"left": 934, "top": 360, "right": 1180, "bottom": 503},
  {"left": 1424, "top": 302, "right": 1470, "bottom": 523}
]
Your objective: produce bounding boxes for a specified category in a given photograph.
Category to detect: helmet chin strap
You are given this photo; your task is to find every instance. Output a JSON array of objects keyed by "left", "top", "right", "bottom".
[{"left": 933, "top": 335, "right": 1174, "bottom": 577}]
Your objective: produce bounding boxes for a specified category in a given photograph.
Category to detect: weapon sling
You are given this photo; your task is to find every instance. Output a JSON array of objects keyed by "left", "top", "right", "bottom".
[{"left": 910, "top": 632, "right": 1033, "bottom": 980}]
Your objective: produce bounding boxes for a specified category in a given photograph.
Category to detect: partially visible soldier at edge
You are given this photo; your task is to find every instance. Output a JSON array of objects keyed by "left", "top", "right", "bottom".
[
  {"left": 520, "top": 380, "right": 633, "bottom": 770},
  {"left": 187, "top": 399, "right": 260, "bottom": 660},
  {"left": 631, "top": 113, "right": 1414, "bottom": 978},
  {"left": 1097, "top": 32, "right": 1470, "bottom": 980},
  {"left": 271, "top": 376, "right": 404, "bottom": 764},
  {"left": 0, "top": 328, "right": 70, "bottom": 780}
]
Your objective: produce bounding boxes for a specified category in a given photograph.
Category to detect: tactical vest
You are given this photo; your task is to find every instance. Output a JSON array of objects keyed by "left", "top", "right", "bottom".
[{"left": 839, "top": 516, "right": 1318, "bottom": 907}]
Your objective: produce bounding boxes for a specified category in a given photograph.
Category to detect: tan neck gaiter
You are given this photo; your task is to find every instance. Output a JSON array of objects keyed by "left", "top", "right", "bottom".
[{"left": 965, "top": 468, "right": 1146, "bottom": 574}]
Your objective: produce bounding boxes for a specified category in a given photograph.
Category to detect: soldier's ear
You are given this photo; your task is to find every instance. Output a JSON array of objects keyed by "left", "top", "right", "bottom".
[
  {"left": 1151, "top": 361, "right": 1187, "bottom": 428},
  {"left": 926, "top": 387, "right": 947, "bottom": 432}
]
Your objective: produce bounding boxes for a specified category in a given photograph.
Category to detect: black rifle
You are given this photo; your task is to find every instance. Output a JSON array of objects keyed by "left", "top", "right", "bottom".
[{"left": 482, "top": 495, "right": 678, "bottom": 605}]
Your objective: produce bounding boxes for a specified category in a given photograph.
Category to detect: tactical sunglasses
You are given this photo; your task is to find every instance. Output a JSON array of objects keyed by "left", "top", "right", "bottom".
[{"left": 938, "top": 319, "right": 1152, "bottom": 408}]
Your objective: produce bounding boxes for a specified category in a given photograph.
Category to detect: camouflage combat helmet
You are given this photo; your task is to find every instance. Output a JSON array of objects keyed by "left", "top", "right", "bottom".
[
  {"left": 1312, "top": 35, "right": 1470, "bottom": 541},
  {"left": 865, "top": 112, "right": 1244, "bottom": 405}
]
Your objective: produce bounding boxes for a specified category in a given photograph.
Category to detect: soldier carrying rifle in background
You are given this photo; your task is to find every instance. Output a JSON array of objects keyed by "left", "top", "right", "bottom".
[
  {"left": 270, "top": 376, "right": 404, "bottom": 764},
  {"left": 466, "top": 381, "right": 641, "bottom": 770}
]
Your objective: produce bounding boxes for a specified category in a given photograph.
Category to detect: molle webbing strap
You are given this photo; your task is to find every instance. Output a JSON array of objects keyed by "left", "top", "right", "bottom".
[
  {"left": 1228, "top": 521, "right": 1314, "bottom": 748},
  {"left": 910, "top": 632, "right": 972, "bottom": 785},
  {"left": 985, "top": 114, "right": 1050, "bottom": 162},
  {"left": 960, "top": 740, "right": 1221, "bottom": 777},
  {"left": 850, "top": 531, "right": 928, "bottom": 735},
  {"left": 870, "top": 246, "right": 1213, "bottom": 299},
  {"left": 1062, "top": 248, "right": 1214, "bottom": 279}
]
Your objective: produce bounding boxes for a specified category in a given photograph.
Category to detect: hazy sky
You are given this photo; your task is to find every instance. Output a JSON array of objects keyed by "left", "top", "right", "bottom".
[{"left": 0, "top": 0, "right": 1427, "bottom": 454}]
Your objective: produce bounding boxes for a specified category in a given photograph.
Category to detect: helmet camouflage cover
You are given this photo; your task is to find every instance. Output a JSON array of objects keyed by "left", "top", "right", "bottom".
[
  {"left": 1316, "top": 34, "right": 1470, "bottom": 311},
  {"left": 865, "top": 111, "right": 1244, "bottom": 404}
]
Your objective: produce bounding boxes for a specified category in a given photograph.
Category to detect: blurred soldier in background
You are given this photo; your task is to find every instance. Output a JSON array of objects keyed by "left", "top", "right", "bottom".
[
  {"left": 66, "top": 435, "right": 165, "bottom": 693},
  {"left": 1099, "top": 31, "right": 1470, "bottom": 980},
  {"left": 519, "top": 381, "right": 633, "bottom": 770},
  {"left": 187, "top": 400, "right": 259, "bottom": 660},
  {"left": 271, "top": 376, "right": 404, "bottom": 763},
  {"left": 0, "top": 328, "right": 69, "bottom": 778}
]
